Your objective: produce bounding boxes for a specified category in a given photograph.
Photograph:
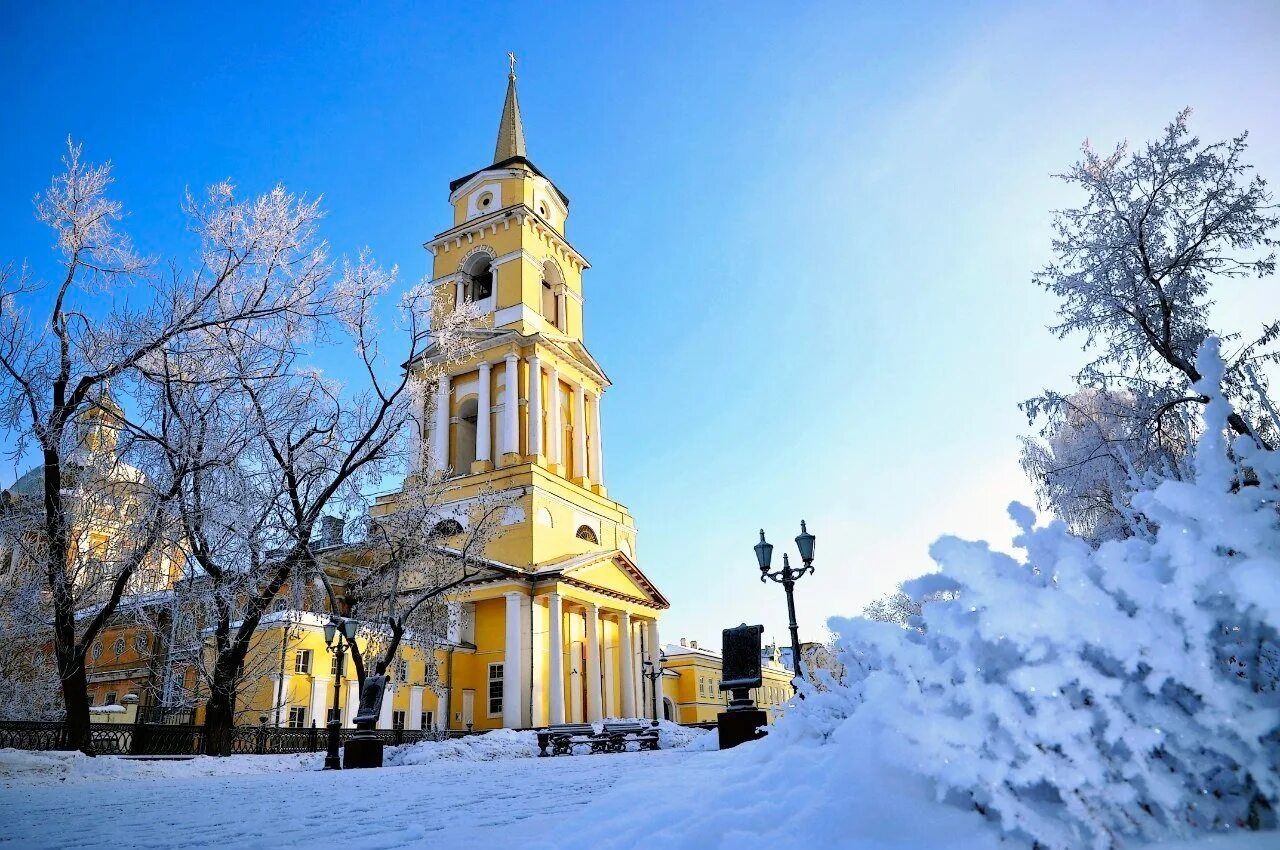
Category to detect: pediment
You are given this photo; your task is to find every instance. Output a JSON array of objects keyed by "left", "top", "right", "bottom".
[{"left": 556, "top": 550, "right": 668, "bottom": 609}]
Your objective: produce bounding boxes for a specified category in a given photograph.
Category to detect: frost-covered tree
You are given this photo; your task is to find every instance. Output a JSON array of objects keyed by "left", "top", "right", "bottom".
[
  {"left": 812, "top": 338, "right": 1280, "bottom": 849},
  {"left": 0, "top": 141, "right": 326, "bottom": 752},
  {"left": 147, "top": 247, "right": 482, "bottom": 754},
  {"left": 1023, "top": 110, "right": 1279, "bottom": 529},
  {"left": 1019, "top": 387, "right": 1190, "bottom": 546},
  {"left": 862, "top": 585, "right": 957, "bottom": 629},
  {"left": 335, "top": 479, "right": 514, "bottom": 692}
]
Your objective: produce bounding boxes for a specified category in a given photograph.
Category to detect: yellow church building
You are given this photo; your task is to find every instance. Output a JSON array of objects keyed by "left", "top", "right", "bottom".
[
  {"left": 87, "top": 62, "right": 674, "bottom": 734},
  {"left": 64, "top": 64, "right": 795, "bottom": 738}
]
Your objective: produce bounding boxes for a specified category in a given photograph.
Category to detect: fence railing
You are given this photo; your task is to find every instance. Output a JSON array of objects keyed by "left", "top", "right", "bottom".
[{"left": 0, "top": 719, "right": 475, "bottom": 756}]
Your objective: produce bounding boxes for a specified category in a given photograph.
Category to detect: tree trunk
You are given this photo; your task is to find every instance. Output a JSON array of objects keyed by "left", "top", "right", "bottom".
[
  {"left": 58, "top": 652, "right": 93, "bottom": 754},
  {"left": 202, "top": 653, "right": 242, "bottom": 756},
  {"left": 42, "top": 443, "right": 96, "bottom": 753}
]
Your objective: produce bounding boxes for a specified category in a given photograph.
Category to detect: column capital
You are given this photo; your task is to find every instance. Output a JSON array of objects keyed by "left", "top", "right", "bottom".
[{"left": 503, "top": 590, "right": 524, "bottom": 601}]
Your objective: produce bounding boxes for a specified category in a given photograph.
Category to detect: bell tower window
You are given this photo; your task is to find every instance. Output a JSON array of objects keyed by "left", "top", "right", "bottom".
[
  {"left": 541, "top": 261, "right": 566, "bottom": 331},
  {"left": 462, "top": 255, "right": 495, "bottom": 304},
  {"left": 453, "top": 398, "right": 479, "bottom": 472}
]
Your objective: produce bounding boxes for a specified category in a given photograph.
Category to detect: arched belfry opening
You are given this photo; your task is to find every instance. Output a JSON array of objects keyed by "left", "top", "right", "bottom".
[
  {"left": 541, "top": 260, "right": 565, "bottom": 331},
  {"left": 462, "top": 253, "right": 495, "bottom": 304},
  {"left": 453, "top": 397, "right": 479, "bottom": 472}
]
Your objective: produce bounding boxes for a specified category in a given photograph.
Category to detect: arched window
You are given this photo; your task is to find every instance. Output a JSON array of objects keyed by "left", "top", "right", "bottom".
[
  {"left": 463, "top": 255, "right": 494, "bottom": 303},
  {"left": 541, "top": 261, "right": 565, "bottom": 330},
  {"left": 453, "top": 397, "right": 479, "bottom": 472},
  {"left": 431, "top": 518, "right": 464, "bottom": 539},
  {"left": 575, "top": 524, "right": 599, "bottom": 544}
]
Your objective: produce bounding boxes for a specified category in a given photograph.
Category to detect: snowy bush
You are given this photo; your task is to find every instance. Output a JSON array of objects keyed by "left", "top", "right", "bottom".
[{"left": 813, "top": 339, "right": 1280, "bottom": 849}]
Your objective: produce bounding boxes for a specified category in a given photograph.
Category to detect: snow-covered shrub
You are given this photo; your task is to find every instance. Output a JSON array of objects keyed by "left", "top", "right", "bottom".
[{"left": 813, "top": 339, "right": 1280, "bottom": 849}]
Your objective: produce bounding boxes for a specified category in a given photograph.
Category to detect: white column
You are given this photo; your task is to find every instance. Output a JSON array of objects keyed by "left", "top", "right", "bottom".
[
  {"left": 548, "top": 593, "right": 565, "bottom": 725},
  {"left": 618, "top": 611, "right": 635, "bottom": 717},
  {"left": 632, "top": 624, "right": 645, "bottom": 719},
  {"left": 409, "top": 686, "right": 424, "bottom": 730},
  {"left": 647, "top": 620, "right": 662, "bottom": 719},
  {"left": 572, "top": 383, "right": 588, "bottom": 483},
  {"left": 476, "top": 360, "right": 492, "bottom": 466},
  {"left": 589, "top": 391, "right": 604, "bottom": 486},
  {"left": 583, "top": 602, "right": 603, "bottom": 722},
  {"left": 431, "top": 374, "right": 451, "bottom": 472},
  {"left": 345, "top": 679, "right": 359, "bottom": 727},
  {"left": 454, "top": 279, "right": 464, "bottom": 308},
  {"left": 527, "top": 354, "right": 543, "bottom": 458},
  {"left": 547, "top": 366, "right": 563, "bottom": 468},
  {"left": 603, "top": 618, "right": 617, "bottom": 718},
  {"left": 503, "top": 591, "right": 522, "bottom": 728},
  {"left": 502, "top": 354, "right": 520, "bottom": 457},
  {"left": 309, "top": 676, "right": 330, "bottom": 727},
  {"left": 377, "top": 684, "right": 396, "bottom": 729}
]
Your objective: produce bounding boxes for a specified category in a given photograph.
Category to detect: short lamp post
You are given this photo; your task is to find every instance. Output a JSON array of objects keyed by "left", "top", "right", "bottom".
[
  {"left": 322, "top": 616, "right": 359, "bottom": 770},
  {"left": 641, "top": 652, "right": 666, "bottom": 723},
  {"left": 755, "top": 521, "right": 815, "bottom": 691}
]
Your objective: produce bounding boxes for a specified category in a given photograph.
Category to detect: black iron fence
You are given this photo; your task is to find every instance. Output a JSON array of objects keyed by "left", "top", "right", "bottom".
[{"left": 0, "top": 719, "right": 474, "bottom": 757}]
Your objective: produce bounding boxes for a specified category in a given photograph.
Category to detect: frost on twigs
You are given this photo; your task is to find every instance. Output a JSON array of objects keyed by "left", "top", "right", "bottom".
[
  {"left": 815, "top": 339, "right": 1280, "bottom": 848},
  {"left": 1021, "top": 110, "right": 1280, "bottom": 547}
]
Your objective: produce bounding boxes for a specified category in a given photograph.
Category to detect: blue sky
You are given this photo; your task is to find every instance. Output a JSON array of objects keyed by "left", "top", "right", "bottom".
[{"left": 2, "top": 1, "right": 1278, "bottom": 645}]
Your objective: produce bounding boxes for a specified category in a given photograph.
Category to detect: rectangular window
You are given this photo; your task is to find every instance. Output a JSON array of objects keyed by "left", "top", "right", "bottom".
[
  {"left": 421, "top": 710, "right": 433, "bottom": 731},
  {"left": 394, "top": 659, "right": 408, "bottom": 683},
  {"left": 105, "top": 691, "right": 117, "bottom": 706},
  {"left": 287, "top": 706, "right": 306, "bottom": 728},
  {"left": 294, "top": 649, "right": 312, "bottom": 675},
  {"left": 698, "top": 677, "right": 704, "bottom": 697},
  {"left": 326, "top": 707, "right": 341, "bottom": 724},
  {"left": 330, "top": 653, "right": 340, "bottom": 677},
  {"left": 392, "top": 710, "right": 406, "bottom": 729},
  {"left": 488, "top": 663, "right": 503, "bottom": 716},
  {"left": 424, "top": 661, "right": 438, "bottom": 685}
]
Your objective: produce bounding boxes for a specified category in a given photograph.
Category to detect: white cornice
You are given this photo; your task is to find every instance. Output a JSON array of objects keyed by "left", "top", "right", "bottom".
[{"left": 426, "top": 206, "right": 589, "bottom": 271}]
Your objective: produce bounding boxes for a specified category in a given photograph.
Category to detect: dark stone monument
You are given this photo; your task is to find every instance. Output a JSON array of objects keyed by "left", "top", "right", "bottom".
[
  {"left": 717, "top": 623, "right": 768, "bottom": 750},
  {"left": 343, "top": 661, "right": 389, "bottom": 769}
]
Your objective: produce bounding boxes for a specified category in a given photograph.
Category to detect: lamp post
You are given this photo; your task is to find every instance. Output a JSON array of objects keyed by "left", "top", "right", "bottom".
[
  {"left": 640, "top": 652, "right": 666, "bottom": 722},
  {"left": 322, "top": 616, "right": 359, "bottom": 770},
  {"left": 755, "top": 521, "right": 815, "bottom": 691}
]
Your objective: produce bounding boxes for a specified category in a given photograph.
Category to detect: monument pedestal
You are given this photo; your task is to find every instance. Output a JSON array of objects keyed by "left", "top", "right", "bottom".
[
  {"left": 342, "top": 732, "right": 384, "bottom": 769},
  {"left": 717, "top": 708, "right": 767, "bottom": 750}
]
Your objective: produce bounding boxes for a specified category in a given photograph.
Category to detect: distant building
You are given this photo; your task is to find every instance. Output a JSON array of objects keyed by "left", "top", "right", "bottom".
[{"left": 660, "top": 637, "right": 794, "bottom": 724}]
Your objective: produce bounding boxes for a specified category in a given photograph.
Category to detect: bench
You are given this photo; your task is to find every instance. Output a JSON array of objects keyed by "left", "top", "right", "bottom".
[
  {"left": 536, "top": 721, "right": 661, "bottom": 756},
  {"left": 538, "top": 723, "right": 596, "bottom": 757},
  {"left": 600, "top": 721, "right": 659, "bottom": 754}
]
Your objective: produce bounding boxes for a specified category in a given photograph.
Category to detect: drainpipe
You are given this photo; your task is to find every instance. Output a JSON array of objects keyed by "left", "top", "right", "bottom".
[{"left": 444, "top": 646, "right": 455, "bottom": 730}]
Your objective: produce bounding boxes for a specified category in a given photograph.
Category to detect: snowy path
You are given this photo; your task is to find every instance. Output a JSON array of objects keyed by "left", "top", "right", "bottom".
[{"left": 0, "top": 749, "right": 697, "bottom": 849}]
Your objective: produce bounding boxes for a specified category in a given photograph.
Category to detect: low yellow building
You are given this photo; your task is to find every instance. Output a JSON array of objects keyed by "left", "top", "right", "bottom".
[{"left": 659, "top": 638, "right": 795, "bottom": 724}]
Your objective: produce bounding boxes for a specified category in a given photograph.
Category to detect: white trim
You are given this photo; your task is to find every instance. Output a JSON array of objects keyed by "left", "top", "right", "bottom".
[
  {"left": 465, "top": 182, "right": 503, "bottom": 221},
  {"left": 447, "top": 168, "right": 524, "bottom": 204}
]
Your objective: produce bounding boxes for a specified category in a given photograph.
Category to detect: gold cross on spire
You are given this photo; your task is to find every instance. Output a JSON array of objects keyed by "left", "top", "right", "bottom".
[{"left": 507, "top": 51, "right": 517, "bottom": 78}]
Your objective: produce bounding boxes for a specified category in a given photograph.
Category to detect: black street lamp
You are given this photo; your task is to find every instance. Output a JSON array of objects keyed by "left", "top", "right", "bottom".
[
  {"left": 756, "top": 521, "right": 816, "bottom": 691},
  {"left": 641, "top": 652, "right": 666, "bottom": 722},
  {"left": 322, "top": 616, "right": 359, "bottom": 770}
]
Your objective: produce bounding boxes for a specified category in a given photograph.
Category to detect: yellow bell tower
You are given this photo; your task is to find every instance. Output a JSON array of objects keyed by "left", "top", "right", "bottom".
[{"left": 405, "top": 57, "right": 650, "bottom": 575}]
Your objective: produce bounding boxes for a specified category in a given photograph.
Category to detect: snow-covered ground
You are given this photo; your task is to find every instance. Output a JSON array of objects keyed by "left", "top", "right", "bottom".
[{"left": 0, "top": 723, "right": 1272, "bottom": 849}]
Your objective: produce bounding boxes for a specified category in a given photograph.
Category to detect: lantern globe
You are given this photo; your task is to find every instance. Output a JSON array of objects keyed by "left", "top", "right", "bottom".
[
  {"left": 795, "top": 520, "right": 816, "bottom": 564},
  {"left": 754, "top": 530, "right": 774, "bottom": 572}
]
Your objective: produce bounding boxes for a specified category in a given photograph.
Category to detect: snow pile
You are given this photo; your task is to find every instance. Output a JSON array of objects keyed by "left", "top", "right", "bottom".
[
  {"left": 0, "top": 748, "right": 321, "bottom": 787},
  {"left": 797, "top": 339, "right": 1280, "bottom": 849},
  {"left": 654, "top": 719, "right": 711, "bottom": 750},
  {"left": 387, "top": 728, "right": 539, "bottom": 765}
]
